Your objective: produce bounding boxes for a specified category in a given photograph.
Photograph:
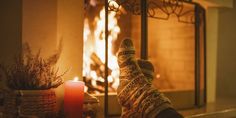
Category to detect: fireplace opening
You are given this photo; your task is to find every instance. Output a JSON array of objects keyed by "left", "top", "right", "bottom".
[
  {"left": 83, "top": 0, "right": 145, "bottom": 95},
  {"left": 83, "top": 0, "right": 206, "bottom": 116},
  {"left": 83, "top": 2, "right": 121, "bottom": 94}
]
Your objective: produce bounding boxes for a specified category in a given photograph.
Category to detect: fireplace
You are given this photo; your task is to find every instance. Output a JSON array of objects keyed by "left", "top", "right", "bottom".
[{"left": 83, "top": 0, "right": 206, "bottom": 117}]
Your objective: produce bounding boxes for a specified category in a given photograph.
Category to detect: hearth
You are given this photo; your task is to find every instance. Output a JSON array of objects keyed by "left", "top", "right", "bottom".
[{"left": 83, "top": 0, "right": 206, "bottom": 117}]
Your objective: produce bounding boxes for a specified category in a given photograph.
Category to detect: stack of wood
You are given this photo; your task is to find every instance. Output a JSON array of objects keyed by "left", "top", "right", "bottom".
[{"left": 83, "top": 53, "right": 116, "bottom": 94}]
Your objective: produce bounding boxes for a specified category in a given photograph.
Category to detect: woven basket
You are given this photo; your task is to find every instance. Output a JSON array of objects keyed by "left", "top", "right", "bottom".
[{"left": 4, "top": 89, "right": 56, "bottom": 118}]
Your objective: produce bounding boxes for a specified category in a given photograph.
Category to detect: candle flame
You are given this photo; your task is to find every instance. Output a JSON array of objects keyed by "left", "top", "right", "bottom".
[{"left": 73, "top": 77, "right": 79, "bottom": 82}]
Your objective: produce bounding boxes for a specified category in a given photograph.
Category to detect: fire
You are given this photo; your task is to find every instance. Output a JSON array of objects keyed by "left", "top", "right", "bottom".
[
  {"left": 83, "top": 7, "right": 120, "bottom": 94},
  {"left": 73, "top": 77, "right": 79, "bottom": 82}
]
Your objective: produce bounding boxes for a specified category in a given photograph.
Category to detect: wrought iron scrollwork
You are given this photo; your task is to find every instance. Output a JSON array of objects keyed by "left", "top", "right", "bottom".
[
  {"left": 108, "top": 0, "right": 141, "bottom": 15},
  {"left": 108, "top": 0, "right": 195, "bottom": 24}
]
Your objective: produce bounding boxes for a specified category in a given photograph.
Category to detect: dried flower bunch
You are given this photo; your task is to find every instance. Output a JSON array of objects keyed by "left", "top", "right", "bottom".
[{"left": 0, "top": 41, "right": 66, "bottom": 90}]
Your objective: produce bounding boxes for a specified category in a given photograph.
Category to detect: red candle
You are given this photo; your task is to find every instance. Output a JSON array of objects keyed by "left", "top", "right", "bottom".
[{"left": 64, "top": 77, "right": 84, "bottom": 118}]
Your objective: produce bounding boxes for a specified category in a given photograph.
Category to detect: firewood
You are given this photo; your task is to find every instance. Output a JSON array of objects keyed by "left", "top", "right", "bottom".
[
  {"left": 85, "top": 83, "right": 104, "bottom": 93},
  {"left": 90, "top": 53, "right": 112, "bottom": 76},
  {"left": 90, "top": 53, "right": 103, "bottom": 66}
]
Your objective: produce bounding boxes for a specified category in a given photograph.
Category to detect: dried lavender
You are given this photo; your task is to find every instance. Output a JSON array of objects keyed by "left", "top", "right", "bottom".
[{"left": 0, "top": 40, "right": 66, "bottom": 90}]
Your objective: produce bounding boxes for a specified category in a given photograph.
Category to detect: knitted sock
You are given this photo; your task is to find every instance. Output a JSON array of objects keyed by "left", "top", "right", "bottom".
[
  {"left": 137, "top": 59, "right": 155, "bottom": 83},
  {"left": 117, "top": 38, "right": 172, "bottom": 118},
  {"left": 121, "top": 59, "right": 154, "bottom": 116}
]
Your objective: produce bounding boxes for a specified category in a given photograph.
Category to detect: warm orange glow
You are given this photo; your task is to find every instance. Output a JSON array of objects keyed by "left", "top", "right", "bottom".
[
  {"left": 73, "top": 76, "right": 79, "bottom": 82},
  {"left": 109, "top": 0, "right": 119, "bottom": 9},
  {"left": 83, "top": 6, "right": 120, "bottom": 93}
]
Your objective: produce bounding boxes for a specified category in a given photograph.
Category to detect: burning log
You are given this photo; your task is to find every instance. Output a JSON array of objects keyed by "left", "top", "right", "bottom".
[
  {"left": 83, "top": 77, "right": 116, "bottom": 94},
  {"left": 90, "top": 53, "right": 103, "bottom": 66},
  {"left": 83, "top": 5, "right": 121, "bottom": 94},
  {"left": 86, "top": 83, "right": 104, "bottom": 93},
  {"left": 90, "top": 53, "right": 111, "bottom": 78}
]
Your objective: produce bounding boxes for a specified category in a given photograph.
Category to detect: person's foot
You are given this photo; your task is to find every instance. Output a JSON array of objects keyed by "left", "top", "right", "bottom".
[
  {"left": 117, "top": 38, "right": 172, "bottom": 117},
  {"left": 121, "top": 59, "right": 154, "bottom": 117},
  {"left": 137, "top": 59, "right": 155, "bottom": 83},
  {"left": 117, "top": 38, "right": 148, "bottom": 107}
]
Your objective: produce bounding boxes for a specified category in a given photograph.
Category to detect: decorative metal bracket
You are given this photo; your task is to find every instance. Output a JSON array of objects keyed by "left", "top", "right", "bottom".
[{"left": 108, "top": 0, "right": 195, "bottom": 24}]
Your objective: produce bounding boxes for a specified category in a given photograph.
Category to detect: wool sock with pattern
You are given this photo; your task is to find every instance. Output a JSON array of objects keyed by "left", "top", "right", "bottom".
[
  {"left": 137, "top": 59, "right": 155, "bottom": 83},
  {"left": 117, "top": 38, "right": 172, "bottom": 118}
]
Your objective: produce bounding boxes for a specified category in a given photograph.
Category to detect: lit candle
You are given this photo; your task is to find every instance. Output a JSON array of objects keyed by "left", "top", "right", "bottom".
[{"left": 64, "top": 77, "right": 84, "bottom": 118}]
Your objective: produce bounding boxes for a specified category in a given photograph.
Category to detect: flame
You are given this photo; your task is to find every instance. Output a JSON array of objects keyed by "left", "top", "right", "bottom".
[
  {"left": 83, "top": 19, "right": 90, "bottom": 42},
  {"left": 84, "top": 86, "right": 88, "bottom": 92},
  {"left": 73, "top": 77, "right": 79, "bottom": 82},
  {"left": 109, "top": 0, "right": 120, "bottom": 9},
  {"left": 83, "top": 6, "right": 120, "bottom": 93},
  {"left": 94, "top": 8, "right": 120, "bottom": 70}
]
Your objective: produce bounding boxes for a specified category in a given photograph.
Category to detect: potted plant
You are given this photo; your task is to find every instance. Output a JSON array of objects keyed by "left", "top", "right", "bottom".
[{"left": 0, "top": 42, "right": 66, "bottom": 118}]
